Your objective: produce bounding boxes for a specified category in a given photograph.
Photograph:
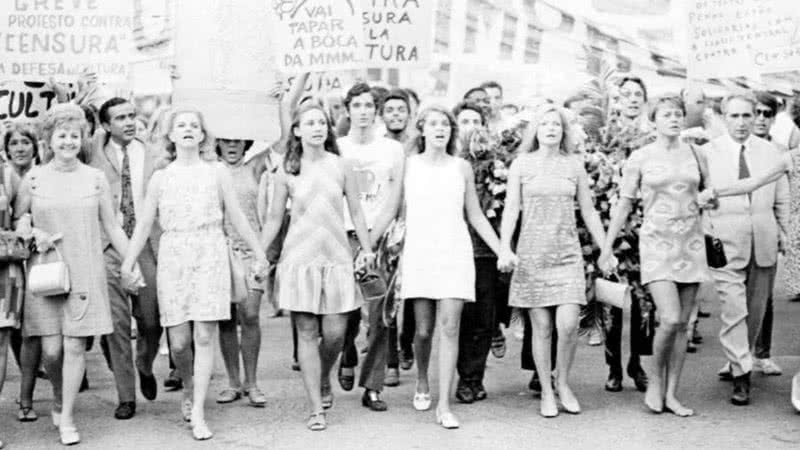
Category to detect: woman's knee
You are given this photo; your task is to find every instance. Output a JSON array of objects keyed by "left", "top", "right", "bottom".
[
  {"left": 438, "top": 313, "right": 460, "bottom": 339},
  {"left": 62, "top": 337, "right": 85, "bottom": 358},
  {"left": 295, "top": 318, "right": 321, "bottom": 342},
  {"left": 194, "top": 324, "right": 217, "bottom": 348},
  {"left": 240, "top": 307, "right": 261, "bottom": 329},
  {"left": 659, "top": 315, "right": 686, "bottom": 333}
]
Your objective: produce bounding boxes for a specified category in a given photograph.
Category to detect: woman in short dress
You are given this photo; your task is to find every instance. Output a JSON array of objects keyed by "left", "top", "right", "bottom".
[
  {"left": 121, "top": 109, "right": 266, "bottom": 441},
  {"left": 499, "top": 104, "right": 606, "bottom": 418},
  {"left": 371, "top": 106, "right": 504, "bottom": 429},
  {"left": 261, "top": 102, "right": 372, "bottom": 431},
  {"left": 14, "top": 104, "right": 130, "bottom": 445},
  {"left": 600, "top": 96, "right": 710, "bottom": 417}
]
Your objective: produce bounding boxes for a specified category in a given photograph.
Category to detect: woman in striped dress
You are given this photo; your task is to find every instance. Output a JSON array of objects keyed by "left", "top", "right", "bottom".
[{"left": 261, "top": 103, "right": 373, "bottom": 431}]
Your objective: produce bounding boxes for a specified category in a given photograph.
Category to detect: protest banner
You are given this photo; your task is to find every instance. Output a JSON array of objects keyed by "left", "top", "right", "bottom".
[
  {"left": 361, "top": 0, "right": 434, "bottom": 68},
  {"left": 0, "top": 80, "right": 76, "bottom": 123},
  {"left": 285, "top": 70, "right": 362, "bottom": 97},
  {"left": 172, "top": 0, "right": 279, "bottom": 142},
  {"left": 687, "top": 0, "right": 800, "bottom": 79},
  {"left": 269, "top": 0, "right": 366, "bottom": 73},
  {"left": 0, "top": 0, "right": 134, "bottom": 83}
]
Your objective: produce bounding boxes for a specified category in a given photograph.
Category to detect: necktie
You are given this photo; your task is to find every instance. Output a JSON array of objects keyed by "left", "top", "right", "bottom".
[
  {"left": 120, "top": 145, "right": 136, "bottom": 237},
  {"left": 738, "top": 144, "right": 751, "bottom": 202}
]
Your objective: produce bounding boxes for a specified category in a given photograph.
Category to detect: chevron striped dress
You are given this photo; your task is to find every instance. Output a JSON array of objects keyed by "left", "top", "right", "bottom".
[{"left": 275, "top": 154, "right": 359, "bottom": 315}]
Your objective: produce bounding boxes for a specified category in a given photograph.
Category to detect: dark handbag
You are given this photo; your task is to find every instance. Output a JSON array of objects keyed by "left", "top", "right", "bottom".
[
  {"left": 689, "top": 145, "right": 727, "bottom": 268},
  {"left": 0, "top": 165, "right": 30, "bottom": 262}
]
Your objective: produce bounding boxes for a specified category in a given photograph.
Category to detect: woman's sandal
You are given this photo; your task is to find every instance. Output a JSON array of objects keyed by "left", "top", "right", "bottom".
[
  {"left": 244, "top": 387, "right": 267, "bottom": 408},
  {"left": 321, "top": 386, "right": 334, "bottom": 410},
  {"left": 306, "top": 411, "right": 327, "bottom": 431},
  {"left": 181, "top": 399, "right": 193, "bottom": 422},
  {"left": 59, "top": 426, "right": 80, "bottom": 446},
  {"left": 216, "top": 388, "right": 242, "bottom": 404},
  {"left": 17, "top": 404, "right": 38, "bottom": 422},
  {"left": 192, "top": 420, "right": 214, "bottom": 440}
]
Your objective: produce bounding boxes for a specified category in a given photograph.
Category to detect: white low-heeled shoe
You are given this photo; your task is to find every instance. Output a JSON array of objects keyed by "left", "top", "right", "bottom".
[
  {"left": 791, "top": 373, "right": 800, "bottom": 412},
  {"left": 413, "top": 387, "right": 431, "bottom": 411},
  {"left": 59, "top": 425, "right": 80, "bottom": 446},
  {"left": 435, "top": 408, "right": 460, "bottom": 429}
]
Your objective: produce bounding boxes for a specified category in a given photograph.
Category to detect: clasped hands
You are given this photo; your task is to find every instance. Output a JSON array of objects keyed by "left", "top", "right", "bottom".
[
  {"left": 497, "top": 248, "right": 518, "bottom": 273},
  {"left": 597, "top": 251, "right": 620, "bottom": 276},
  {"left": 696, "top": 188, "right": 719, "bottom": 210}
]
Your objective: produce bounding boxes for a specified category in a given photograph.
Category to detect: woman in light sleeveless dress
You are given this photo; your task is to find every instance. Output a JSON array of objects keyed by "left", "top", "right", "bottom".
[
  {"left": 261, "top": 103, "right": 373, "bottom": 431},
  {"left": 370, "top": 106, "right": 504, "bottom": 430},
  {"left": 13, "top": 104, "right": 130, "bottom": 445},
  {"left": 602, "top": 97, "right": 711, "bottom": 418},
  {"left": 500, "top": 104, "right": 606, "bottom": 418},
  {"left": 121, "top": 109, "right": 266, "bottom": 441}
]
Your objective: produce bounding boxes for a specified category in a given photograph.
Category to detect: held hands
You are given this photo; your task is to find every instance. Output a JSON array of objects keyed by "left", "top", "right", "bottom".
[
  {"left": 697, "top": 188, "right": 719, "bottom": 210},
  {"left": 31, "top": 228, "right": 60, "bottom": 253},
  {"left": 497, "top": 247, "right": 519, "bottom": 273},
  {"left": 121, "top": 263, "right": 146, "bottom": 295},
  {"left": 597, "top": 250, "right": 619, "bottom": 275},
  {"left": 779, "top": 231, "right": 789, "bottom": 256}
]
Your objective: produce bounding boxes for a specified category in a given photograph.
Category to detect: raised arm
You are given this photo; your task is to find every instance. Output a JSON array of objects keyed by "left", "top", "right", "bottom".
[
  {"left": 217, "top": 165, "right": 267, "bottom": 262},
  {"left": 274, "top": 72, "right": 311, "bottom": 155}
]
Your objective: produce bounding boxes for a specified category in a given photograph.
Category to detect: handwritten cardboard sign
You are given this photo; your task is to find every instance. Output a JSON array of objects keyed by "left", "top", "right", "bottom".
[
  {"left": 361, "top": 0, "right": 434, "bottom": 68},
  {"left": 269, "top": 0, "right": 366, "bottom": 73},
  {"left": 0, "top": 0, "right": 134, "bottom": 82},
  {"left": 687, "top": 0, "right": 800, "bottom": 79},
  {"left": 0, "top": 80, "right": 76, "bottom": 124}
]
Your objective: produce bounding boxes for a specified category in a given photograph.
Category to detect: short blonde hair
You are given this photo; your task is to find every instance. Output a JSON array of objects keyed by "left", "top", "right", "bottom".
[
  {"left": 40, "top": 103, "right": 89, "bottom": 163},
  {"left": 163, "top": 108, "right": 214, "bottom": 161},
  {"left": 526, "top": 103, "right": 576, "bottom": 155}
]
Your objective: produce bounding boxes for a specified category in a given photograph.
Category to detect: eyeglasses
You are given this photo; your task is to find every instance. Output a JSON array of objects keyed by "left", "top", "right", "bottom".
[{"left": 755, "top": 109, "right": 775, "bottom": 118}]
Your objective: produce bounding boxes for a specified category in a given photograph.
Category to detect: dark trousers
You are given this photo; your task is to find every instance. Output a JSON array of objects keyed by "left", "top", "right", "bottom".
[
  {"left": 341, "top": 297, "right": 391, "bottom": 392},
  {"left": 605, "top": 303, "right": 645, "bottom": 377},
  {"left": 755, "top": 294, "right": 773, "bottom": 359},
  {"left": 386, "top": 315, "right": 399, "bottom": 369},
  {"left": 398, "top": 298, "right": 416, "bottom": 357},
  {"left": 457, "top": 259, "right": 499, "bottom": 383}
]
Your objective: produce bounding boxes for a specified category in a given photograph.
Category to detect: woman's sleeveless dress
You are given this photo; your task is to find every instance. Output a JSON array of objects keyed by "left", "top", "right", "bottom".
[
  {"left": 275, "top": 155, "right": 359, "bottom": 314},
  {"left": 156, "top": 162, "right": 231, "bottom": 327},
  {"left": 400, "top": 155, "right": 474, "bottom": 302},
  {"left": 0, "top": 165, "right": 24, "bottom": 329},
  {"left": 509, "top": 154, "right": 586, "bottom": 308},
  {"left": 22, "top": 163, "right": 112, "bottom": 337},
  {"left": 783, "top": 150, "right": 800, "bottom": 295},
  {"left": 223, "top": 161, "right": 263, "bottom": 291}
]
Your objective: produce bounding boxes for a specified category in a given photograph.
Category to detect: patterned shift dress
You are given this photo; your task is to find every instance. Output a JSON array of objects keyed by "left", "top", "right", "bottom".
[
  {"left": 223, "top": 161, "right": 263, "bottom": 291},
  {"left": 156, "top": 162, "right": 231, "bottom": 327},
  {"left": 619, "top": 143, "right": 710, "bottom": 284},
  {"left": 782, "top": 150, "right": 800, "bottom": 295},
  {"left": 0, "top": 164, "right": 23, "bottom": 329},
  {"left": 509, "top": 153, "right": 586, "bottom": 308}
]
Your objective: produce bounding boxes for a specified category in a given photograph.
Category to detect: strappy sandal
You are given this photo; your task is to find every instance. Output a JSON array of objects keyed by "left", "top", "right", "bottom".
[
  {"left": 244, "top": 387, "right": 267, "bottom": 408},
  {"left": 306, "top": 411, "right": 327, "bottom": 431},
  {"left": 181, "top": 399, "right": 193, "bottom": 422},
  {"left": 216, "top": 388, "right": 242, "bottom": 404},
  {"left": 17, "top": 404, "right": 38, "bottom": 422}
]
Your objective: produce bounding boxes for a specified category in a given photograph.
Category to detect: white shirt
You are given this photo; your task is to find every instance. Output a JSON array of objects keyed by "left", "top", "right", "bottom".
[
  {"left": 338, "top": 135, "right": 404, "bottom": 230},
  {"left": 108, "top": 138, "right": 145, "bottom": 222}
]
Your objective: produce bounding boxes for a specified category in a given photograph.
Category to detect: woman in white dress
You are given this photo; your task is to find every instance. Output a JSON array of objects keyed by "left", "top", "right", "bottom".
[{"left": 370, "top": 106, "right": 508, "bottom": 429}]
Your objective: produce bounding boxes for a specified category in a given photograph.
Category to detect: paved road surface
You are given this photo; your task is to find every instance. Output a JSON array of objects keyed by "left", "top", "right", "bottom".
[{"left": 2, "top": 279, "right": 800, "bottom": 449}]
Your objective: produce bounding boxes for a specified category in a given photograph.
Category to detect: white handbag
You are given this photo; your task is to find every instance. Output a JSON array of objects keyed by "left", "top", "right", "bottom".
[
  {"left": 594, "top": 275, "right": 631, "bottom": 310},
  {"left": 28, "top": 246, "right": 71, "bottom": 297}
]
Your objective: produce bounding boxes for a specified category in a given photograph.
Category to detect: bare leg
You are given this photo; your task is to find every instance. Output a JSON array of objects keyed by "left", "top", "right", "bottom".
[
  {"left": 0, "top": 330, "right": 8, "bottom": 395},
  {"left": 166, "top": 323, "right": 194, "bottom": 405},
  {"left": 528, "top": 308, "right": 557, "bottom": 417},
  {"left": 413, "top": 299, "right": 436, "bottom": 394},
  {"left": 40, "top": 335, "right": 64, "bottom": 417},
  {"left": 664, "top": 283, "right": 698, "bottom": 417},
  {"left": 19, "top": 337, "right": 41, "bottom": 410},
  {"left": 218, "top": 310, "right": 242, "bottom": 391},
  {"left": 319, "top": 312, "right": 348, "bottom": 407},
  {"left": 554, "top": 304, "right": 581, "bottom": 413},
  {"left": 294, "top": 313, "right": 323, "bottom": 413},
  {"left": 436, "top": 299, "right": 464, "bottom": 415},
  {"left": 190, "top": 321, "right": 218, "bottom": 438},
  {"left": 645, "top": 281, "right": 683, "bottom": 413},
  {"left": 60, "top": 337, "right": 87, "bottom": 431},
  {"left": 240, "top": 290, "right": 263, "bottom": 391}
]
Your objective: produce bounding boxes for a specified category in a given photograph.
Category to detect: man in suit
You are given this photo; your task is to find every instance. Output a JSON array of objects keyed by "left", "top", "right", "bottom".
[
  {"left": 91, "top": 97, "right": 162, "bottom": 419},
  {"left": 702, "top": 94, "right": 790, "bottom": 406}
]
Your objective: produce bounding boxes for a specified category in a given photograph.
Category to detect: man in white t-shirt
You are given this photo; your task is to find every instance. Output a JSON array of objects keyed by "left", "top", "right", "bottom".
[{"left": 337, "top": 83, "right": 405, "bottom": 412}]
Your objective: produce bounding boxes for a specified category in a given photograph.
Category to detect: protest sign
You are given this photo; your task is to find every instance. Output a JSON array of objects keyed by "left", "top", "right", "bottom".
[
  {"left": 361, "top": 0, "right": 434, "bottom": 68},
  {"left": 269, "top": 0, "right": 366, "bottom": 73},
  {"left": 687, "top": 0, "right": 800, "bottom": 79},
  {"left": 0, "top": 80, "right": 76, "bottom": 123},
  {"left": 285, "top": 70, "right": 362, "bottom": 97},
  {"left": 172, "top": 0, "right": 279, "bottom": 142},
  {"left": 0, "top": 0, "right": 134, "bottom": 82}
]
